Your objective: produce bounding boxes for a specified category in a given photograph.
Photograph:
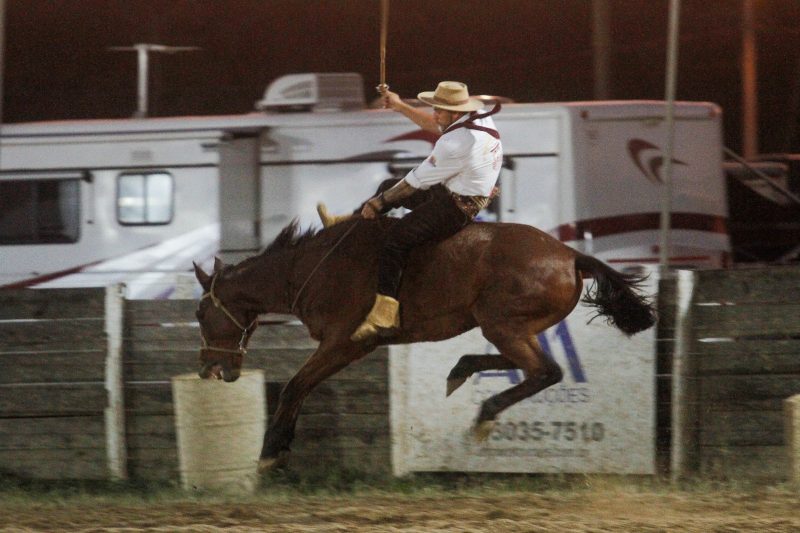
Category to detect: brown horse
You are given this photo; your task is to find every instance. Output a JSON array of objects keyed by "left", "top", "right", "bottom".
[{"left": 193, "top": 217, "right": 655, "bottom": 472}]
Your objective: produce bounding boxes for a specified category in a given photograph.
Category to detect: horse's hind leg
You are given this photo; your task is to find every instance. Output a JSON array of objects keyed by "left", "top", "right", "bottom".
[
  {"left": 446, "top": 355, "right": 517, "bottom": 397},
  {"left": 473, "top": 320, "right": 563, "bottom": 441}
]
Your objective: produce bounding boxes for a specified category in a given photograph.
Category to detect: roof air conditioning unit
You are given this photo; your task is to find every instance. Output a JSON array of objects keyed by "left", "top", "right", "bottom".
[{"left": 255, "top": 73, "right": 365, "bottom": 112}]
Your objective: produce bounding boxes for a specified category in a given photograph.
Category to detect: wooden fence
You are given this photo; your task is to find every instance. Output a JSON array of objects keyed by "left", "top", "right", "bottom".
[
  {"left": 0, "top": 288, "right": 109, "bottom": 479},
  {"left": 4, "top": 265, "right": 799, "bottom": 482},
  {"left": 665, "top": 265, "right": 800, "bottom": 480},
  {"left": 0, "top": 288, "right": 390, "bottom": 481}
]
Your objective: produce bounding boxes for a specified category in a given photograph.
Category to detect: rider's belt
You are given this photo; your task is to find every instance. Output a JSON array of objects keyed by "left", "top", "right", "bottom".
[{"left": 450, "top": 192, "right": 491, "bottom": 219}]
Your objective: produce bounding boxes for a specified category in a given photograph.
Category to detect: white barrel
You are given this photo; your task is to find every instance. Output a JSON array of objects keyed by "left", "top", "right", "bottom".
[
  {"left": 786, "top": 394, "right": 800, "bottom": 485},
  {"left": 172, "top": 370, "right": 266, "bottom": 492}
]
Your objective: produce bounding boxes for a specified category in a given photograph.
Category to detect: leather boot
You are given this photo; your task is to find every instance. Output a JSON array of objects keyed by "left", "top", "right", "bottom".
[
  {"left": 317, "top": 203, "right": 354, "bottom": 228},
  {"left": 351, "top": 294, "right": 400, "bottom": 342}
]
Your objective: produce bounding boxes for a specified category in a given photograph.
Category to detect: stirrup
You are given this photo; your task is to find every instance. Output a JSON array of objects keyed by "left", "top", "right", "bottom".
[{"left": 317, "top": 203, "right": 353, "bottom": 228}]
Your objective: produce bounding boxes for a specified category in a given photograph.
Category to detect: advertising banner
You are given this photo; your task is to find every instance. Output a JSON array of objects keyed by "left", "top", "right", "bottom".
[{"left": 390, "top": 281, "right": 656, "bottom": 475}]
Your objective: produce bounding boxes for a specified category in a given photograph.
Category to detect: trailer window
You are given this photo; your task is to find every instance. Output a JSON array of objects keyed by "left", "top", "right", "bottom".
[
  {"left": 0, "top": 179, "right": 80, "bottom": 245},
  {"left": 117, "top": 172, "right": 173, "bottom": 225}
]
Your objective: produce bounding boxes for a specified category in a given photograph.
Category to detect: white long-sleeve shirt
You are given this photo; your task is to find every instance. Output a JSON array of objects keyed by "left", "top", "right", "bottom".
[{"left": 403, "top": 112, "right": 503, "bottom": 197}]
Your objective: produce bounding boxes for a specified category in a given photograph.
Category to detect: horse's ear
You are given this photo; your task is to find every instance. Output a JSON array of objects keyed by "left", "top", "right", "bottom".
[
  {"left": 213, "top": 256, "right": 225, "bottom": 273},
  {"left": 193, "top": 261, "right": 212, "bottom": 291}
]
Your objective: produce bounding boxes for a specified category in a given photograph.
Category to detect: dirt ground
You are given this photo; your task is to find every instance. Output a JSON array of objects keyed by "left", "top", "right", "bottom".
[{"left": 2, "top": 485, "right": 800, "bottom": 533}]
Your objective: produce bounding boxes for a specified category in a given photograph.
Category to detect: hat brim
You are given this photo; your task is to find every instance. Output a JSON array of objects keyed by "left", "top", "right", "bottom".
[{"left": 417, "top": 91, "right": 484, "bottom": 112}]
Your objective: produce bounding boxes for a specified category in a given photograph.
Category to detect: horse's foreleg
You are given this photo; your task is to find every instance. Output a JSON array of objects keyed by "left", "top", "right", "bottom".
[
  {"left": 446, "top": 354, "right": 517, "bottom": 397},
  {"left": 473, "top": 323, "right": 563, "bottom": 442},
  {"left": 258, "top": 342, "right": 364, "bottom": 473}
]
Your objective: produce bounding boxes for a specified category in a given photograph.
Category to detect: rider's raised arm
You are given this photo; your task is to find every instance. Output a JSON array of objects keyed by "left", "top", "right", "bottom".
[{"left": 384, "top": 90, "right": 440, "bottom": 135}]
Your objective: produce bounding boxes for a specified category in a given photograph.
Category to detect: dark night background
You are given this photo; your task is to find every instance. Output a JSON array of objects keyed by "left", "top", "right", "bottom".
[{"left": 3, "top": 0, "right": 800, "bottom": 155}]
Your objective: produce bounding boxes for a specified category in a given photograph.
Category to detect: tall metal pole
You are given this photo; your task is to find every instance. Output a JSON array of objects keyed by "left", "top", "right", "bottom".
[
  {"left": 741, "top": 0, "right": 759, "bottom": 158},
  {"left": 136, "top": 45, "right": 149, "bottom": 118},
  {"left": 592, "top": 0, "right": 611, "bottom": 100},
  {"left": 659, "top": 0, "right": 681, "bottom": 271},
  {"left": 0, "top": 0, "right": 6, "bottom": 127},
  {"left": 0, "top": 0, "right": 6, "bottom": 172}
]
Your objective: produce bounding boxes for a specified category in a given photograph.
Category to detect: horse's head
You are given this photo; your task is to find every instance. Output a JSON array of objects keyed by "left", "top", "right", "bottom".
[{"left": 193, "top": 258, "right": 258, "bottom": 383}]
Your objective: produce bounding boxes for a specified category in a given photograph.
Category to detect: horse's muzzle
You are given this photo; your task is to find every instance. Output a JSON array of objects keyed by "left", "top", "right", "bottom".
[
  {"left": 222, "top": 368, "right": 241, "bottom": 382},
  {"left": 198, "top": 362, "right": 240, "bottom": 382}
]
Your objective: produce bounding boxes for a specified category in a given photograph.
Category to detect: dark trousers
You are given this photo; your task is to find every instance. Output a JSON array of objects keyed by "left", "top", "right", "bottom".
[{"left": 373, "top": 182, "right": 470, "bottom": 298}]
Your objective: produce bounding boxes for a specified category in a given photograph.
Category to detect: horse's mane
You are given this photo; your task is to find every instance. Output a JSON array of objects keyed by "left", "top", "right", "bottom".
[
  {"left": 226, "top": 217, "right": 382, "bottom": 275},
  {"left": 260, "top": 220, "right": 320, "bottom": 255},
  {"left": 220, "top": 221, "right": 319, "bottom": 276},
  {"left": 258, "top": 217, "right": 374, "bottom": 254}
]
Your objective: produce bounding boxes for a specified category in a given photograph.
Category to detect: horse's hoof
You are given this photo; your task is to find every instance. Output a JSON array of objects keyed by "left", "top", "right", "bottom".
[
  {"left": 473, "top": 420, "right": 495, "bottom": 443},
  {"left": 257, "top": 451, "right": 290, "bottom": 474},
  {"left": 446, "top": 377, "right": 467, "bottom": 397},
  {"left": 257, "top": 458, "right": 278, "bottom": 474}
]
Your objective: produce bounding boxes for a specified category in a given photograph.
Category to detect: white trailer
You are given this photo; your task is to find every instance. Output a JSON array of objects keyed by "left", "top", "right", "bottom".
[
  {"left": 0, "top": 118, "right": 226, "bottom": 297},
  {"left": 0, "top": 73, "right": 729, "bottom": 295}
]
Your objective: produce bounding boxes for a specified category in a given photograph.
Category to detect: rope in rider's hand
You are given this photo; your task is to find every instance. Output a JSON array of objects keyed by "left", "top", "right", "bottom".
[
  {"left": 291, "top": 219, "right": 361, "bottom": 314},
  {"left": 376, "top": 0, "right": 389, "bottom": 97}
]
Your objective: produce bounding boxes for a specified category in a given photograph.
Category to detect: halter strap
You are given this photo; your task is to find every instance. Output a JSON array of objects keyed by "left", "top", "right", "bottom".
[
  {"left": 200, "top": 273, "right": 257, "bottom": 355},
  {"left": 442, "top": 102, "right": 502, "bottom": 139}
]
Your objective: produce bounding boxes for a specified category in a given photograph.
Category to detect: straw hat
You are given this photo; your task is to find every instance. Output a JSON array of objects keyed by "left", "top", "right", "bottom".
[{"left": 417, "top": 81, "right": 484, "bottom": 112}]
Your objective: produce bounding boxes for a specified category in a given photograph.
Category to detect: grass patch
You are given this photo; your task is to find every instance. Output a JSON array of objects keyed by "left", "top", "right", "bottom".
[
  {"left": 1, "top": 469, "right": 792, "bottom": 506},
  {"left": 0, "top": 472, "right": 185, "bottom": 505}
]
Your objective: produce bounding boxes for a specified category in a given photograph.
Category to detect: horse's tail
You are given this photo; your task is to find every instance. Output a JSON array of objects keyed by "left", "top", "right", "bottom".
[{"left": 574, "top": 253, "right": 656, "bottom": 336}]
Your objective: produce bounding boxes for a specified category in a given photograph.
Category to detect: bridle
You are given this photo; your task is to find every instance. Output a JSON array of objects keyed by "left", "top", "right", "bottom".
[{"left": 199, "top": 273, "right": 257, "bottom": 356}]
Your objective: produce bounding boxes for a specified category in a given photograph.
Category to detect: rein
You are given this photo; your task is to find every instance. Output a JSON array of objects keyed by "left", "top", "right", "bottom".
[
  {"left": 200, "top": 273, "right": 257, "bottom": 355},
  {"left": 291, "top": 219, "right": 361, "bottom": 314}
]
